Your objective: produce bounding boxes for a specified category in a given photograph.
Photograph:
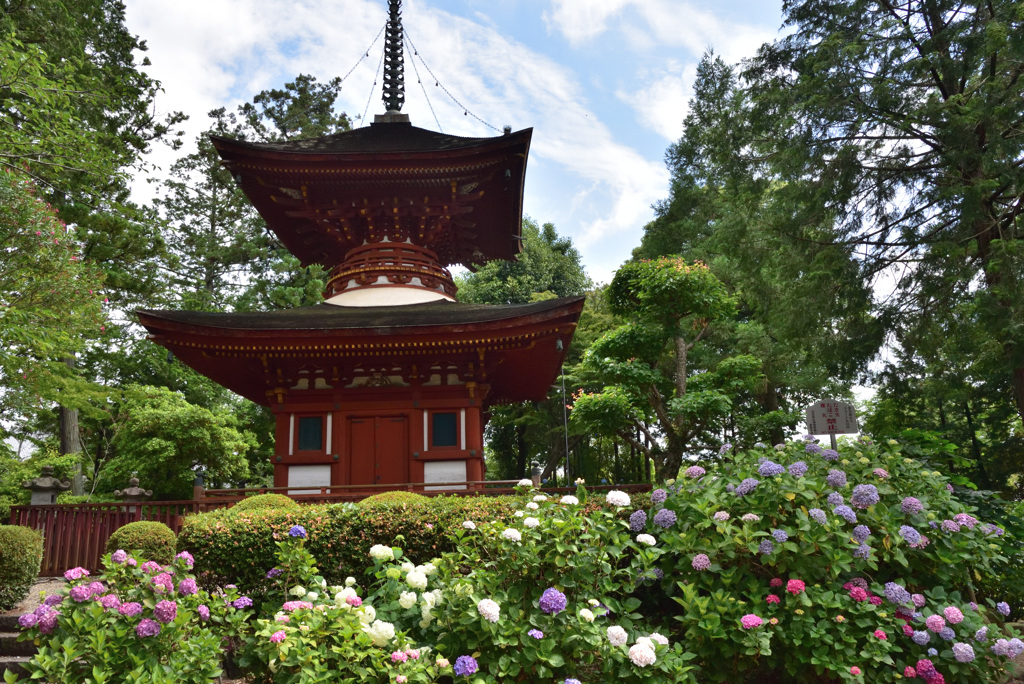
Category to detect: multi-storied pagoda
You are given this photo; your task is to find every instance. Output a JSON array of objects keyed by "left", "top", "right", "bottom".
[{"left": 137, "top": 0, "right": 583, "bottom": 491}]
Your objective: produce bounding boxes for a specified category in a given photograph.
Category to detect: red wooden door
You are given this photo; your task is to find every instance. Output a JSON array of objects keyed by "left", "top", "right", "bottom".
[{"left": 349, "top": 416, "right": 408, "bottom": 485}]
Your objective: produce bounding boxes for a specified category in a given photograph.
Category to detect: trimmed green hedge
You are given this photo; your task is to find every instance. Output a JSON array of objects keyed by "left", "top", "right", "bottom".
[
  {"left": 178, "top": 490, "right": 651, "bottom": 596},
  {"left": 233, "top": 493, "right": 300, "bottom": 513},
  {"left": 0, "top": 525, "right": 43, "bottom": 610},
  {"left": 357, "top": 491, "right": 429, "bottom": 507},
  {"left": 106, "top": 521, "right": 176, "bottom": 564}
]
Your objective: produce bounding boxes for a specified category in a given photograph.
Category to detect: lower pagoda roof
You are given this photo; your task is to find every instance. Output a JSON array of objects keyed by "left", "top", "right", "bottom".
[{"left": 137, "top": 297, "right": 585, "bottom": 407}]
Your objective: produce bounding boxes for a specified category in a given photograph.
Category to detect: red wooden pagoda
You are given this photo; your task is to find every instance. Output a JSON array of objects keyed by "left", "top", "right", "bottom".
[{"left": 138, "top": 0, "right": 583, "bottom": 491}]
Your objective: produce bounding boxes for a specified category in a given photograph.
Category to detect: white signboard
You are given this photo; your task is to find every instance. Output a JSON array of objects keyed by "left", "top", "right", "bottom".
[
  {"left": 423, "top": 460, "right": 467, "bottom": 491},
  {"left": 805, "top": 400, "right": 859, "bottom": 435},
  {"left": 287, "top": 465, "right": 332, "bottom": 494}
]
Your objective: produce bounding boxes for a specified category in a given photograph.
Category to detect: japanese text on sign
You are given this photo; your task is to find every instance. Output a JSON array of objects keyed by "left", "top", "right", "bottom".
[{"left": 805, "top": 400, "right": 858, "bottom": 435}]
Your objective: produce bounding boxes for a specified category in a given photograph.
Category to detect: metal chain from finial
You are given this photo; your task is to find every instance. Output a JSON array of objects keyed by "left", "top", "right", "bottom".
[{"left": 382, "top": 0, "right": 405, "bottom": 112}]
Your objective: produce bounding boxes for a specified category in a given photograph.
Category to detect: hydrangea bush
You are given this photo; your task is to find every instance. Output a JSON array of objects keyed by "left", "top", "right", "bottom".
[
  {"left": 633, "top": 437, "right": 1023, "bottom": 683},
  {"left": 4, "top": 549, "right": 251, "bottom": 684},
  {"left": 239, "top": 525, "right": 445, "bottom": 683},
  {"left": 388, "top": 483, "right": 697, "bottom": 683}
]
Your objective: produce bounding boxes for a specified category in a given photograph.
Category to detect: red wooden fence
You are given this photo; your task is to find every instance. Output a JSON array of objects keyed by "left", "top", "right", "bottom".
[{"left": 9, "top": 482, "right": 651, "bottom": 576}]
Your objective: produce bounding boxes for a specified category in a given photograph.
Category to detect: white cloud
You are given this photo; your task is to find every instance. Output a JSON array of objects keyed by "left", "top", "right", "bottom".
[{"left": 616, "top": 60, "right": 695, "bottom": 141}]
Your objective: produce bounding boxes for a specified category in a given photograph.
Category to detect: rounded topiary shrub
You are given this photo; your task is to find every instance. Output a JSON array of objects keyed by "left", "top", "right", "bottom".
[
  {"left": 631, "top": 435, "right": 1024, "bottom": 683},
  {"left": 232, "top": 493, "right": 300, "bottom": 513},
  {"left": 357, "top": 491, "right": 429, "bottom": 507},
  {"left": 106, "top": 521, "right": 176, "bottom": 564},
  {"left": 0, "top": 525, "right": 43, "bottom": 610}
]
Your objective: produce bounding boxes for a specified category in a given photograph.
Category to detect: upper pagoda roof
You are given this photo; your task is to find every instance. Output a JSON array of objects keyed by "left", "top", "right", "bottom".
[{"left": 211, "top": 121, "right": 532, "bottom": 270}]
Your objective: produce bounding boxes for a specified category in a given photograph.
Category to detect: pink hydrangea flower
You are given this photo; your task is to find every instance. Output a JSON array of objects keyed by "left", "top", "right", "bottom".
[
  {"left": 925, "top": 614, "right": 946, "bottom": 633},
  {"left": 391, "top": 650, "right": 408, "bottom": 663},
  {"left": 904, "top": 666, "right": 916, "bottom": 678},
  {"left": 770, "top": 578, "right": 783, "bottom": 588},
  {"left": 943, "top": 606, "right": 964, "bottom": 624},
  {"left": 396, "top": 677, "right": 407, "bottom": 684},
  {"left": 766, "top": 594, "right": 780, "bottom": 604},
  {"left": 849, "top": 587, "right": 868, "bottom": 602},
  {"left": 347, "top": 595, "right": 363, "bottom": 607},
  {"left": 282, "top": 601, "right": 313, "bottom": 612},
  {"left": 786, "top": 579, "right": 806, "bottom": 595},
  {"left": 741, "top": 614, "right": 763, "bottom": 629},
  {"left": 270, "top": 630, "right": 286, "bottom": 643},
  {"left": 850, "top": 666, "right": 862, "bottom": 675},
  {"left": 874, "top": 629, "right": 887, "bottom": 640},
  {"left": 63, "top": 567, "right": 89, "bottom": 581}
]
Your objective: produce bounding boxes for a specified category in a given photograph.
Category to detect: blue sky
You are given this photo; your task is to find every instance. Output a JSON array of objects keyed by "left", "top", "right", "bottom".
[{"left": 125, "top": 0, "right": 785, "bottom": 284}]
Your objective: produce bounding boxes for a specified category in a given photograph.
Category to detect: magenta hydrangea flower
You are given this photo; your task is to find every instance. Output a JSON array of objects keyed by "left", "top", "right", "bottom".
[
  {"left": 740, "top": 614, "right": 763, "bottom": 629},
  {"left": 18, "top": 613, "right": 38, "bottom": 629},
  {"left": 110, "top": 549, "right": 128, "bottom": 564},
  {"left": 140, "top": 561, "right": 161, "bottom": 574},
  {"left": 270, "top": 630, "right": 285, "bottom": 643},
  {"left": 175, "top": 551, "right": 194, "bottom": 568},
  {"left": 63, "top": 567, "right": 89, "bottom": 581},
  {"left": 69, "top": 585, "right": 92, "bottom": 602},
  {"left": 118, "top": 602, "right": 142, "bottom": 617},
  {"left": 152, "top": 573, "right": 174, "bottom": 593},
  {"left": 36, "top": 609, "right": 59, "bottom": 634},
  {"left": 691, "top": 554, "right": 711, "bottom": 571},
  {"left": 873, "top": 468, "right": 889, "bottom": 479},
  {"left": 177, "top": 578, "right": 198, "bottom": 596},
  {"left": 941, "top": 519, "right": 961, "bottom": 533},
  {"left": 786, "top": 579, "right": 805, "bottom": 595},
  {"left": 154, "top": 600, "right": 178, "bottom": 624},
  {"left": 197, "top": 604, "right": 210, "bottom": 620},
  {"left": 766, "top": 594, "right": 780, "bottom": 604},
  {"left": 136, "top": 618, "right": 161, "bottom": 638},
  {"left": 99, "top": 594, "right": 121, "bottom": 611},
  {"left": 391, "top": 650, "right": 408, "bottom": 663}
]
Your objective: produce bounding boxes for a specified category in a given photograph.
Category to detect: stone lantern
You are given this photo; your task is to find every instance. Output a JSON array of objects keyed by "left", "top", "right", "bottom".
[
  {"left": 22, "top": 466, "right": 71, "bottom": 505},
  {"left": 115, "top": 477, "right": 153, "bottom": 515}
]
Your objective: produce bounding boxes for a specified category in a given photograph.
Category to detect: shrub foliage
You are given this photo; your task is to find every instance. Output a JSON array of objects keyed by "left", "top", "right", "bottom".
[
  {"left": 0, "top": 525, "right": 42, "bottom": 610},
  {"left": 106, "top": 521, "right": 176, "bottom": 565}
]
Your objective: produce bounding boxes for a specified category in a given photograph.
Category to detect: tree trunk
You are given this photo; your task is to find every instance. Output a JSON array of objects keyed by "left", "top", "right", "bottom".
[
  {"left": 515, "top": 424, "right": 527, "bottom": 479},
  {"left": 762, "top": 382, "right": 784, "bottom": 446},
  {"left": 59, "top": 358, "right": 83, "bottom": 496}
]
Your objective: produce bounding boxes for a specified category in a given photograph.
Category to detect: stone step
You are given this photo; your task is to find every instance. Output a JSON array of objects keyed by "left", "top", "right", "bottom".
[
  {"left": 0, "top": 617, "right": 19, "bottom": 632},
  {"left": 0, "top": 655, "right": 31, "bottom": 679},
  {"left": 0, "top": 632, "right": 34, "bottom": 657}
]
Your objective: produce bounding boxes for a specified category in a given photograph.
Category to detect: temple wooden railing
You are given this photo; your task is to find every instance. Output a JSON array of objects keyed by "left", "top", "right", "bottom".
[{"left": 9, "top": 481, "right": 652, "bottom": 576}]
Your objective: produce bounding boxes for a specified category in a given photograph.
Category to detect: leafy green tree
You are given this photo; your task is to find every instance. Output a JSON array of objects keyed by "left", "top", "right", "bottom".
[
  {"left": 745, "top": 0, "right": 1024, "bottom": 427},
  {"left": 571, "top": 257, "right": 763, "bottom": 479}
]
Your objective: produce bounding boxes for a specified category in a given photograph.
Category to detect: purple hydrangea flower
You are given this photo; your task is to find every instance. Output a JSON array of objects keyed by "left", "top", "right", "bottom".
[
  {"left": 726, "top": 484, "right": 735, "bottom": 493},
  {"left": 808, "top": 508, "right": 827, "bottom": 524},
  {"left": 18, "top": 613, "right": 38, "bottom": 629},
  {"left": 650, "top": 489, "right": 667, "bottom": 504},
  {"left": 99, "top": 594, "right": 121, "bottom": 611},
  {"left": 118, "top": 602, "right": 142, "bottom": 617},
  {"left": 36, "top": 609, "right": 59, "bottom": 634},
  {"left": 288, "top": 525, "right": 307, "bottom": 539},
  {"left": 454, "top": 655, "right": 479, "bottom": 676},
  {"left": 759, "top": 539, "right": 774, "bottom": 555},
  {"left": 197, "top": 604, "right": 210, "bottom": 621},
  {"left": 110, "top": 549, "right": 128, "bottom": 564},
  {"left": 898, "top": 526, "right": 921, "bottom": 545},
  {"left": 850, "top": 484, "right": 879, "bottom": 509},
  {"left": 788, "top": 461, "right": 807, "bottom": 478},
  {"left": 43, "top": 594, "right": 63, "bottom": 607},
  {"left": 653, "top": 509, "right": 677, "bottom": 529},
  {"left": 953, "top": 642, "right": 975, "bottom": 662},
  {"left": 853, "top": 543, "right": 872, "bottom": 559},
  {"left": 233, "top": 596, "right": 253, "bottom": 610},
  {"left": 527, "top": 629, "right": 544, "bottom": 639},
  {"left": 136, "top": 618, "right": 161, "bottom": 638},
  {"left": 539, "top": 588, "right": 568, "bottom": 615},
  {"left": 629, "top": 510, "right": 647, "bottom": 532},
  {"left": 941, "top": 519, "right": 961, "bottom": 533},
  {"left": 912, "top": 630, "right": 930, "bottom": 645},
  {"left": 154, "top": 600, "right": 177, "bottom": 624},
  {"left": 939, "top": 627, "right": 956, "bottom": 641},
  {"left": 719, "top": 443, "right": 733, "bottom": 455},
  {"left": 975, "top": 627, "right": 989, "bottom": 642},
  {"left": 691, "top": 554, "right": 711, "bottom": 571},
  {"left": 997, "top": 602, "right": 1010, "bottom": 616},
  {"left": 565, "top": 679, "right": 582, "bottom": 684},
  {"left": 826, "top": 469, "right": 847, "bottom": 488},
  {"left": 805, "top": 443, "right": 824, "bottom": 455},
  {"left": 901, "top": 497, "right": 923, "bottom": 514},
  {"left": 758, "top": 460, "right": 785, "bottom": 477},
  {"left": 821, "top": 448, "right": 839, "bottom": 460},
  {"left": 735, "top": 478, "right": 759, "bottom": 496},
  {"left": 772, "top": 529, "right": 788, "bottom": 543},
  {"left": 827, "top": 492, "right": 844, "bottom": 507},
  {"left": 853, "top": 525, "right": 870, "bottom": 543},
  {"left": 266, "top": 567, "right": 283, "bottom": 579},
  {"left": 947, "top": 483, "right": 955, "bottom": 493},
  {"left": 833, "top": 505, "right": 857, "bottom": 523},
  {"left": 69, "top": 585, "right": 92, "bottom": 602},
  {"left": 884, "top": 582, "right": 911, "bottom": 605},
  {"left": 684, "top": 466, "right": 706, "bottom": 479},
  {"left": 802, "top": 434, "right": 817, "bottom": 442},
  {"left": 175, "top": 551, "right": 194, "bottom": 569}
]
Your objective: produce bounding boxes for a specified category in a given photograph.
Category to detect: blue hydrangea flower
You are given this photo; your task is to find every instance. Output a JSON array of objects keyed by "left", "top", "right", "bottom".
[
  {"left": 808, "top": 508, "right": 827, "bottom": 524},
  {"left": 454, "top": 655, "right": 478, "bottom": 676},
  {"left": 853, "top": 543, "right": 871, "bottom": 559},
  {"left": 806, "top": 443, "right": 823, "bottom": 455},
  {"left": 997, "top": 601, "right": 1010, "bottom": 616},
  {"left": 940, "top": 627, "right": 956, "bottom": 641},
  {"left": 759, "top": 539, "right": 774, "bottom": 555},
  {"left": 928, "top": 648, "right": 938, "bottom": 657},
  {"left": 850, "top": 484, "right": 879, "bottom": 509},
  {"left": 650, "top": 489, "right": 668, "bottom": 504},
  {"left": 975, "top": 626, "right": 989, "bottom": 642},
  {"left": 901, "top": 497, "right": 923, "bottom": 514},
  {"left": 912, "top": 630, "right": 930, "bottom": 645},
  {"left": 735, "top": 478, "right": 759, "bottom": 496},
  {"left": 788, "top": 461, "right": 807, "bottom": 478},
  {"left": 758, "top": 460, "right": 786, "bottom": 477},
  {"left": 772, "top": 529, "right": 789, "bottom": 543},
  {"left": 884, "top": 582, "right": 911, "bottom": 605},
  {"left": 653, "top": 509, "right": 677, "bottom": 529},
  {"left": 821, "top": 448, "right": 839, "bottom": 461},
  {"left": 288, "top": 525, "right": 307, "bottom": 539},
  {"left": 833, "top": 505, "right": 857, "bottom": 523},
  {"left": 899, "top": 525, "right": 922, "bottom": 545},
  {"left": 629, "top": 510, "right": 647, "bottom": 532},
  {"left": 827, "top": 492, "right": 844, "bottom": 507},
  {"left": 826, "top": 469, "right": 847, "bottom": 488},
  {"left": 853, "top": 525, "right": 870, "bottom": 543}
]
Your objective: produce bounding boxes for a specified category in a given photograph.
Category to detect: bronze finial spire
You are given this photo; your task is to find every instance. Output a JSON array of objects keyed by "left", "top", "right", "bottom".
[{"left": 382, "top": 0, "right": 405, "bottom": 112}]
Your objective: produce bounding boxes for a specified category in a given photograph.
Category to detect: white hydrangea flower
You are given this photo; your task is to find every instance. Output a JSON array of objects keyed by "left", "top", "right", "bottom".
[
  {"left": 501, "top": 528, "right": 522, "bottom": 542},
  {"left": 305, "top": 591, "right": 319, "bottom": 602},
  {"left": 289, "top": 585, "right": 307, "bottom": 597},
  {"left": 560, "top": 495, "right": 579, "bottom": 505},
  {"left": 462, "top": 521, "right": 476, "bottom": 530},
  {"left": 607, "top": 625, "right": 628, "bottom": 646},
  {"left": 477, "top": 598, "right": 500, "bottom": 623},
  {"left": 649, "top": 633, "right": 669, "bottom": 646},
  {"left": 421, "top": 603, "right": 433, "bottom": 619},
  {"left": 526, "top": 502, "right": 539, "bottom": 510},
  {"left": 575, "top": 478, "right": 585, "bottom": 485},
  {"left": 422, "top": 591, "right": 437, "bottom": 609},
  {"left": 636, "top": 534, "right": 656, "bottom": 546},
  {"left": 369, "top": 544, "right": 393, "bottom": 561},
  {"left": 364, "top": 619, "right": 395, "bottom": 646},
  {"left": 431, "top": 589, "right": 444, "bottom": 606},
  {"left": 635, "top": 636, "right": 655, "bottom": 649},
  {"left": 418, "top": 617, "right": 433, "bottom": 629},
  {"left": 514, "top": 510, "right": 525, "bottom": 517},
  {"left": 533, "top": 494, "right": 548, "bottom": 502},
  {"left": 345, "top": 577, "right": 356, "bottom": 587},
  {"left": 524, "top": 517, "right": 540, "bottom": 528},
  {"left": 579, "top": 608, "right": 595, "bottom": 622},
  {"left": 606, "top": 490, "right": 631, "bottom": 507},
  {"left": 588, "top": 598, "right": 600, "bottom": 606},
  {"left": 418, "top": 562, "right": 437, "bottom": 576},
  {"left": 517, "top": 478, "right": 534, "bottom": 487},
  {"left": 628, "top": 642, "right": 657, "bottom": 667},
  {"left": 401, "top": 561, "right": 415, "bottom": 573},
  {"left": 358, "top": 605, "right": 376, "bottom": 624},
  {"left": 406, "top": 570, "right": 428, "bottom": 591},
  {"left": 399, "top": 591, "right": 418, "bottom": 609}
]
